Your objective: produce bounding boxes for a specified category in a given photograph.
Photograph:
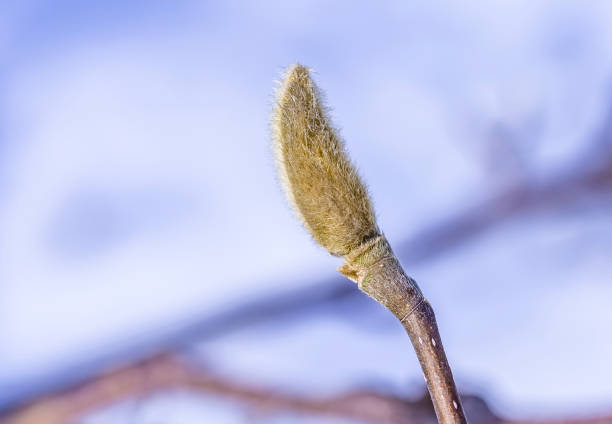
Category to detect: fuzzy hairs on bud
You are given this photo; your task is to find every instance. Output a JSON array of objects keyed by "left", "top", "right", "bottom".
[{"left": 271, "top": 64, "right": 380, "bottom": 257}]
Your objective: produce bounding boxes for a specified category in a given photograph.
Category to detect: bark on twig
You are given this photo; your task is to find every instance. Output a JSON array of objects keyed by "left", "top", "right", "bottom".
[{"left": 340, "top": 236, "right": 467, "bottom": 423}]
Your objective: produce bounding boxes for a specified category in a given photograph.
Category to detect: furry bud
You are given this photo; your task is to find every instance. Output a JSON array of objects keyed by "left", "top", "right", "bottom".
[{"left": 271, "top": 64, "right": 379, "bottom": 257}]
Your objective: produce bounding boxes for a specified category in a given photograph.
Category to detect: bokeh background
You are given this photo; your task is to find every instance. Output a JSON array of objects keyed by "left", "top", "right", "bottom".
[{"left": 2, "top": 1, "right": 612, "bottom": 423}]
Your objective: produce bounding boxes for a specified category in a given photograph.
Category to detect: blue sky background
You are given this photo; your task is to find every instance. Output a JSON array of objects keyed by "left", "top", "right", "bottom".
[{"left": 2, "top": 1, "right": 612, "bottom": 421}]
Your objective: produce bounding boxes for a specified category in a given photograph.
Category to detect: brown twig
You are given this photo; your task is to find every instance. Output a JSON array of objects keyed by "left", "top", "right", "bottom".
[
  {"left": 340, "top": 237, "right": 467, "bottom": 423},
  {"left": 272, "top": 64, "right": 467, "bottom": 423}
]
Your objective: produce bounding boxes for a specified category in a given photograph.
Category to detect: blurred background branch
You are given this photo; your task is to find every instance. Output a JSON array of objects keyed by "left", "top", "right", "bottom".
[{"left": 1, "top": 354, "right": 611, "bottom": 424}]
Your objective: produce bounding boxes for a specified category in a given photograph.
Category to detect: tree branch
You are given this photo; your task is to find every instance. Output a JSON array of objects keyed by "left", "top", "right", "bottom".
[{"left": 1, "top": 354, "right": 610, "bottom": 424}]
